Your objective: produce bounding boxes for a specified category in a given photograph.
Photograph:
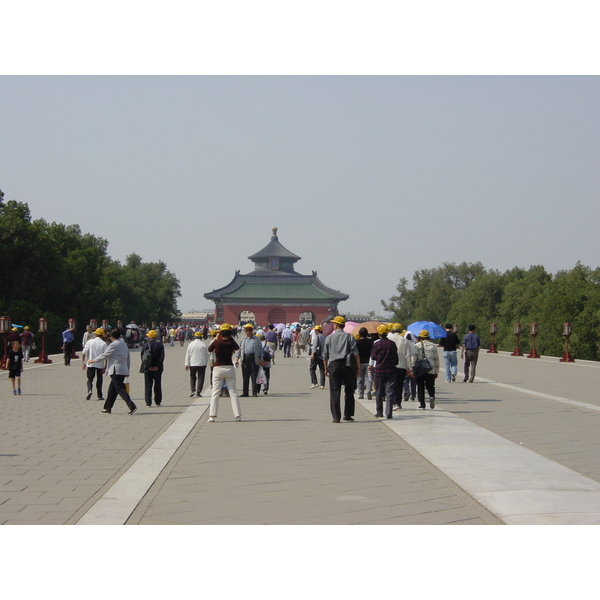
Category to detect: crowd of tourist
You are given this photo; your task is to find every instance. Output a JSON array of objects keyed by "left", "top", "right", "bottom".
[{"left": 5, "top": 318, "right": 481, "bottom": 424}]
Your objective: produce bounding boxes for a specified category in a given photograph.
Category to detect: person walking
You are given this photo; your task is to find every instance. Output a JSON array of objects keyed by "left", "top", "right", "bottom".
[
  {"left": 207, "top": 323, "right": 241, "bottom": 422},
  {"left": 256, "top": 333, "right": 273, "bottom": 395},
  {"left": 412, "top": 330, "right": 440, "bottom": 409},
  {"left": 7, "top": 340, "right": 24, "bottom": 395},
  {"left": 439, "top": 324, "right": 461, "bottom": 383},
  {"left": 355, "top": 327, "right": 374, "bottom": 400},
  {"left": 264, "top": 325, "right": 278, "bottom": 364},
  {"left": 281, "top": 324, "right": 293, "bottom": 358},
  {"left": 309, "top": 325, "right": 326, "bottom": 389},
  {"left": 369, "top": 325, "right": 399, "bottom": 419},
  {"left": 62, "top": 325, "right": 75, "bottom": 366},
  {"left": 20, "top": 326, "right": 34, "bottom": 362},
  {"left": 461, "top": 324, "right": 481, "bottom": 383},
  {"left": 403, "top": 331, "right": 418, "bottom": 401},
  {"left": 323, "top": 316, "right": 360, "bottom": 423},
  {"left": 82, "top": 328, "right": 107, "bottom": 401},
  {"left": 238, "top": 323, "right": 263, "bottom": 397},
  {"left": 88, "top": 329, "right": 137, "bottom": 415},
  {"left": 387, "top": 323, "right": 412, "bottom": 409},
  {"left": 139, "top": 329, "right": 165, "bottom": 407},
  {"left": 185, "top": 330, "right": 209, "bottom": 397}
]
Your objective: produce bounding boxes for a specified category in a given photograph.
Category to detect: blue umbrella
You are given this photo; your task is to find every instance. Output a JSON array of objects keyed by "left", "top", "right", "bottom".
[{"left": 407, "top": 321, "right": 447, "bottom": 339}]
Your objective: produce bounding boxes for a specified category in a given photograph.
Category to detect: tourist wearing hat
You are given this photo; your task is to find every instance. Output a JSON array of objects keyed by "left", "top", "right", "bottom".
[
  {"left": 238, "top": 324, "right": 264, "bottom": 397},
  {"left": 139, "top": 329, "right": 165, "bottom": 407},
  {"left": 369, "top": 325, "right": 399, "bottom": 419},
  {"left": 264, "top": 324, "right": 278, "bottom": 364},
  {"left": 323, "top": 315, "right": 360, "bottom": 423},
  {"left": 388, "top": 323, "right": 413, "bottom": 410},
  {"left": 207, "top": 323, "right": 242, "bottom": 422},
  {"left": 20, "top": 326, "right": 34, "bottom": 362},
  {"left": 82, "top": 328, "right": 108, "bottom": 401},
  {"left": 309, "top": 325, "right": 326, "bottom": 389},
  {"left": 185, "top": 331, "right": 209, "bottom": 397},
  {"left": 88, "top": 329, "right": 137, "bottom": 415},
  {"left": 412, "top": 330, "right": 440, "bottom": 409}
]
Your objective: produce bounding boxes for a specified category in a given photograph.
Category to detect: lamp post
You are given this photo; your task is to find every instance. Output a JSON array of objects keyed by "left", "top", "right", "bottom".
[
  {"left": 559, "top": 322, "right": 575, "bottom": 362},
  {"left": 34, "top": 317, "right": 52, "bottom": 364},
  {"left": 0, "top": 316, "right": 11, "bottom": 369},
  {"left": 102, "top": 320, "right": 109, "bottom": 333},
  {"left": 527, "top": 323, "right": 541, "bottom": 358},
  {"left": 90, "top": 319, "right": 97, "bottom": 331},
  {"left": 488, "top": 323, "right": 498, "bottom": 353},
  {"left": 511, "top": 323, "right": 524, "bottom": 356}
]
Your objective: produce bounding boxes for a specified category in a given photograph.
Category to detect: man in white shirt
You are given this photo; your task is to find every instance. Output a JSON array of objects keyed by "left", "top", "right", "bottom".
[
  {"left": 81, "top": 328, "right": 107, "bottom": 401},
  {"left": 88, "top": 329, "right": 137, "bottom": 415},
  {"left": 185, "top": 331, "right": 209, "bottom": 397}
]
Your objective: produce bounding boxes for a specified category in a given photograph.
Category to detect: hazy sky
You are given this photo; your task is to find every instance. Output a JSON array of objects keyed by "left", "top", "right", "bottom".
[{"left": 2, "top": 75, "right": 599, "bottom": 316}]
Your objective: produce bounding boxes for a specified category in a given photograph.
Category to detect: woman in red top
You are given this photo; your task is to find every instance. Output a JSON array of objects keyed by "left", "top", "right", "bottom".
[{"left": 207, "top": 323, "right": 241, "bottom": 422}]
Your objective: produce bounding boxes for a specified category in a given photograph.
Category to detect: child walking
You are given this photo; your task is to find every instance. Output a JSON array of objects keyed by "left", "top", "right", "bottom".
[{"left": 7, "top": 341, "right": 24, "bottom": 395}]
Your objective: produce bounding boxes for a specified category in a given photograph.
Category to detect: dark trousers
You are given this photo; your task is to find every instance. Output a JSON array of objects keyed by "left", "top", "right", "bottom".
[
  {"left": 242, "top": 355, "right": 259, "bottom": 395},
  {"left": 375, "top": 374, "right": 396, "bottom": 418},
  {"left": 144, "top": 370, "right": 163, "bottom": 405},
  {"left": 282, "top": 339, "right": 292, "bottom": 358},
  {"left": 394, "top": 368, "right": 407, "bottom": 406},
  {"left": 104, "top": 374, "right": 136, "bottom": 412},
  {"left": 417, "top": 373, "right": 436, "bottom": 406},
  {"left": 464, "top": 349, "right": 479, "bottom": 381},
  {"left": 86, "top": 367, "right": 103, "bottom": 398},
  {"left": 189, "top": 365, "right": 207, "bottom": 395},
  {"left": 310, "top": 357, "right": 325, "bottom": 386},
  {"left": 63, "top": 341, "right": 73, "bottom": 365},
  {"left": 328, "top": 360, "right": 356, "bottom": 421}
]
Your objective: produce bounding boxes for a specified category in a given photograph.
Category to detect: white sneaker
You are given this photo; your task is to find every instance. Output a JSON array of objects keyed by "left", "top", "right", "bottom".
[
  {"left": 235, "top": 417, "right": 242, "bottom": 422},
  {"left": 320, "top": 386, "right": 325, "bottom": 389},
  {"left": 208, "top": 417, "right": 215, "bottom": 422},
  {"left": 310, "top": 384, "right": 318, "bottom": 389}
]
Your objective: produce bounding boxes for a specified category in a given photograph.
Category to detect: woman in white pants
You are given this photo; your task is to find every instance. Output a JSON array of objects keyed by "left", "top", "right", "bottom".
[{"left": 207, "top": 323, "right": 241, "bottom": 422}]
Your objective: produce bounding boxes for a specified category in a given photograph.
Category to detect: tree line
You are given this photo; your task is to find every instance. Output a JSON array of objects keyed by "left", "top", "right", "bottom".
[
  {"left": 0, "top": 189, "right": 181, "bottom": 353},
  {"left": 382, "top": 261, "right": 600, "bottom": 361}
]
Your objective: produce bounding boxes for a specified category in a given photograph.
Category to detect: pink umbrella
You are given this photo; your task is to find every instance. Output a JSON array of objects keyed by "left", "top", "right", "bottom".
[{"left": 344, "top": 321, "right": 359, "bottom": 333}]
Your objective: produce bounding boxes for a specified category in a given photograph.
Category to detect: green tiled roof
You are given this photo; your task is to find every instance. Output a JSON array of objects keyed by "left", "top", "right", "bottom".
[{"left": 222, "top": 282, "right": 335, "bottom": 300}]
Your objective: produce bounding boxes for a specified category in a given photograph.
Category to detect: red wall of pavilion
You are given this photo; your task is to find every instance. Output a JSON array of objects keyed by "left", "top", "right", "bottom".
[{"left": 220, "top": 304, "right": 334, "bottom": 326}]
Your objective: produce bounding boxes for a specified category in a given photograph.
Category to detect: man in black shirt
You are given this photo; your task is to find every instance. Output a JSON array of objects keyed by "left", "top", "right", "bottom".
[{"left": 439, "top": 324, "right": 461, "bottom": 383}]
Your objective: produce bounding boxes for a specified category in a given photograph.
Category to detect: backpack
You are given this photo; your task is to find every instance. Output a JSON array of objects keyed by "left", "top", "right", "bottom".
[{"left": 141, "top": 342, "right": 153, "bottom": 369}]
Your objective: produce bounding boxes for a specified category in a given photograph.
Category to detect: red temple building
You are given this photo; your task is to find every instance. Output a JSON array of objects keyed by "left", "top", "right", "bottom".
[{"left": 204, "top": 228, "right": 349, "bottom": 326}]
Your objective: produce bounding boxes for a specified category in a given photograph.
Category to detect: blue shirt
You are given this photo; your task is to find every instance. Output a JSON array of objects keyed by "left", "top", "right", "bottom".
[
  {"left": 462, "top": 332, "right": 480, "bottom": 349},
  {"left": 62, "top": 329, "right": 74, "bottom": 343}
]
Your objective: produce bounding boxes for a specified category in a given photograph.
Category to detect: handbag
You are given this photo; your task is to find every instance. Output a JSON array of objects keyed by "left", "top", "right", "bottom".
[{"left": 412, "top": 342, "right": 432, "bottom": 378}]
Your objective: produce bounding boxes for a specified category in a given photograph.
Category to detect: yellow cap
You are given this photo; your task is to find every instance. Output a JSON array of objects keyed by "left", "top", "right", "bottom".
[
  {"left": 194, "top": 331, "right": 203, "bottom": 337},
  {"left": 147, "top": 329, "right": 158, "bottom": 338},
  {"left": 330, "top": 316, "right": 345, "bottom": 326},
  {"left": 243, "top": 324, "right": 253, "bottom": 329},
  {"left": 419, "top": 329, "right": 430, "bottom": 338},
  {"left": 314, "top": 325, "right": 323, "bottom": 331},
  {"left": 392, "top": 323, "right": 402, "bottom": 331},
  {"left": 220, "top": 323, "right": 232, "bottom": 330},
  {"left": 94, "top": 328, "right": 105, "bottom": 336},
  {"left": 377, "top": 324, "right": 389, "bottom": 335}
]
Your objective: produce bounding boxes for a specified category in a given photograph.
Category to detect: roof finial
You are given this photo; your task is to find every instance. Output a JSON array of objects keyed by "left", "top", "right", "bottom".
[{"left": 272, "top": 227, "right": 278, "bottom": 240}]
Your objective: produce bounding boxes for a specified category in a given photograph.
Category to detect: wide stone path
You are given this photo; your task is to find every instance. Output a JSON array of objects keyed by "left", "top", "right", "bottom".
[{"left": 2, "top": 341, "right": 599, "bottom": 525}]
